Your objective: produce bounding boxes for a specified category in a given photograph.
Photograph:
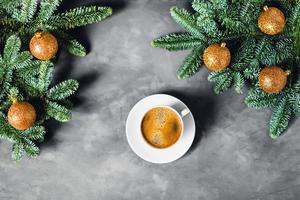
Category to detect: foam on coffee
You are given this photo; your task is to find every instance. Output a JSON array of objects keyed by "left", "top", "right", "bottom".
[{"left": 141, "top": 107, "right": 182, "bottom": 148}]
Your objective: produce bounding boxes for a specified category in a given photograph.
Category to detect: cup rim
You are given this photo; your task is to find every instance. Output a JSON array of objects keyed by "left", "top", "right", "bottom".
[{"left": 139, "top": 105, "right": 184, "bottom": 150}]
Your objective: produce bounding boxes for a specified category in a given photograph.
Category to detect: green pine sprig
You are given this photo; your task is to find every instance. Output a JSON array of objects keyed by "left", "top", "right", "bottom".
[
  {"left": 0, "top": 0, "right": 112, "bottom": 160},
  {"left": 0, "top": 0, "right": 112, "bottom": 56},
  {"left": 0, "top": 35, "right": 80, "bottom": 160},
  {"left": 152, "top": 0, "right": 300, "bottom": 138}
]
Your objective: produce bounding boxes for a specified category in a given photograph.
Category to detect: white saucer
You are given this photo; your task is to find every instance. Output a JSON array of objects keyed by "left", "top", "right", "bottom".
[{"left": 126, "top": 94, "right": 196, "bottom": 164}]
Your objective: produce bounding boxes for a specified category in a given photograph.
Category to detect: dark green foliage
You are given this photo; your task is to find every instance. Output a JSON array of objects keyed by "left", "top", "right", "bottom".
[
  {"left": 233, "top": 72, "right": 245, "bottom": 94},
  {"left": 0, "top": 112, "right": 45, "bottom": 160},
  {"left": 0, "top": 1, "right": 112, "bottom": 160},
  {"left": 269, "top": 97, "right": 292, "bottom": 139},
  {"left": 45, "top": 101, "right": 71, "bottom": 122},
  {"left": 0, "top": 35, "right": 76, "bottom": 160},
  {"left": 56, "top": 31, "right": 87, "bottom": 56},
  {"left": 170, "top": 7, "right": 203, "bottom": 37},
  {"left": 177, "top": 47, "right": 203, "bottom": 79},
  {"left": 208, "top": 69, "right": 233, "bottom": 94},
  {"left": 47, "top": 80, "right": 79, "bottom": 100},
  {"left": 151, "top": 33, "right": 204, "bottom": 51},
  {"left": 152, "top": 0, "right": 300, "bottom": 138},
  {"left": 245, "top": 87, "right": 277, "bottom": 109},
  {"left": 0, "top": 0, "right": 112, "bottom": 56},
  {"left": 49, "top": 6, "right": 112, "bottom": 30}
]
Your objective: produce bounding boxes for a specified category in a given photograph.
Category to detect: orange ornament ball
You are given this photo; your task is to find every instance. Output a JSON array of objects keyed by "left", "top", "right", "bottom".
[
  {"left": 258, "top": 66, "right": 290, "bottom": 94},
  {"left": 258, "top": 6, "right": 285, "bottom": 35},
  {"left": 203, "top": 42, "right": 231, "bottom": 71},
  {"left": 29, "top": 32, "right": 58, "bottom": 61},
  {"left": 8, "top": 101, "right": 37, "bottom": 130}
]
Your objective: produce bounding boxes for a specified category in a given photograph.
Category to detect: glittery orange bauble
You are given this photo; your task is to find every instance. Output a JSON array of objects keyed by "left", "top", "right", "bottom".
[
  {"left": 203, "top": 42, "right": 231, "bottom": 71},
  {"left": 258, "top": 66, "right": 290, "bottom": 94},
  {"left": 29, "top": 32, "right": 58, "bottom": 60},
  {"left": 8, "top": 101, "right": 37, "bottom": 130},
  {"left": 258, "top": 6, "right": 285, "bottom": 35}
]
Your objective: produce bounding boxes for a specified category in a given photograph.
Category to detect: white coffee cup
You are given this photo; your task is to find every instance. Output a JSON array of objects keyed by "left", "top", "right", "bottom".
[{"left": 140, "top": 105, "right": 190, "bottom": 149}]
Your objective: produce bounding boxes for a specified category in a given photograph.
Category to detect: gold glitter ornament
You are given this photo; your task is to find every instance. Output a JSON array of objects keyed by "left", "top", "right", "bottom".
[
  {"left": 29, "top": 32, "right": 58, "bottom": 61},
  {"left": 203, "top": 42, "right": 231, "bottom": 71},
  {"left": 258, "top": 6, "right": 285, "bottom": 35},
  {"left": 258, "top": 66, "right": 290, "bottom": 94},
  {"left": 8, "top": 99, "right": 37, "bottom": 130}
]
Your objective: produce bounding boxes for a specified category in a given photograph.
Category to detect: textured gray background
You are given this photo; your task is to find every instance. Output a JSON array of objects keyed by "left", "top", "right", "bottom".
[{"left": 1, "top": 0, "right": 300, "bottom": 199}]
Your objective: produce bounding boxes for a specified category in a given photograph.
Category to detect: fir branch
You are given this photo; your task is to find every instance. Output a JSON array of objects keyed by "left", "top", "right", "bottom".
[
  {"left": 269, "top": 97, "right": 292, "bottom": 139},
  {"left": 0, "top": 0, "right": 22, "bottom": 15},
  {"left": 0, "top": 113, "right": 18, "bottom": 143},
  {"left": 55, "top": 31, "right": 87, "bottom": 56},
  {"left": 15, "top": 60, "right": 47, "bottom": 96},
  {"left": 0, "top": 64, "right": 4, "bottom": 83},
  {"left": 221, "top": 16, "right": 245, "bottom": 34},
  {"left": 214, "top": 77, "right": 233, "bottom": 94},
  {"left": 20, "top": 0, "right": 37, "bottom": 22},
  {"left": 47, "top": 79, "right": 79, "bottom": 100},
  {"left": 14, "top": 51, "right": 33, "bottom": 69},
  {"left": 287, "top": 7, "right": 299, "bottom": 54},
  {"left": 196, "top": 14, "right": 221, "bottom": 37},
  {"left": 211, "top": 0, "right": 228, "bottom": 10},
  {"left": 49, "top": 6, "right": 112, "bottom": 30},
  {"left": 287, "top": 92, "right": 300, "bottom": 116},
  {"left": 36, "top": 0, "right": 62, "bottom": 22},
  {"left": 12, "top": 141, "right": 24, "bottom": 161},
  {"left": 209, "top": 70, "right": 233, "bottom": 94},
  {"left": 193, "top": 1, "right": 221, "bottom": 37},
  {"left": 0, "top": 1, "right": 112, "bottom": 159},
  {"left": 7, "top": 87, "right": 21, "bottom": 99},
  {"left": 239, "top": 2, "right": 252, "bottom": 19},
  {"left": 3, "top": 35, "right": 21, "bottom": 62},
  {"left": 292, "top": 74, "right": 300, "bottom": 91},
  {"left": 22, "top": 138, "right": 40, "bottom": 158},
  {"left": 22, "top": 126, "right": 45, "bottom": 142},
  {"left": 152, "top": 0, "right": 300, "bottom": 139},
  {"left": 151, "top": 33, "right": 205, "bottom": 51},
  {"left": 15, "top": 76, "right": 40, "bottom": 96},
  {"left": 45, "top": 101, "right": 71, "bottom": 122},
  {"left": 208, "top": 68, "right": 231, "bottom": 81},
  {"left": 238, "top": 1, "right": 262, "bottom": 27},
  {"left": 245, "top": 87, "right": 278, "bottom": 109},
  {"left": 0, "top": 17, "right": 21, "bottom": 28},
  {"left": 231, "top": 38, "right": 256, "bottom": 71},
  {"left": 288, "top": 1, "right": 300, "bottom": 29},
  {"left": 275, "top": 38, "right": 293, "bottom": 62},
  {"left": 170, "top": 7, "right": 204, "bottom": 37},
  {"left": 177, "top": 47, "right": 202, "bottom": 80},
  {"left": 192, "top": 0, "right": 214, "bottom": 17},
  {"left": 233, "top": 72, "right": 245, "bottom": 94},
  {"left": 16, "top": 60, "right": 42, "bottom": 78},
  {"left": 1, "top": 69, "right": 13, "bottom": 98},
  {"left": 254, "top": 37, "right": 268, "bottom": 61},
  {"left": 243, "top": 59, "right": 260, "bottom": 80},
  {"left": 37, "top": 61, "right": 53, "bottom": 94}
]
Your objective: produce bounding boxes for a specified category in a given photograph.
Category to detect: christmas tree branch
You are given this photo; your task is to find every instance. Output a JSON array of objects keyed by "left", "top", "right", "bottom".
[
  {"left": 49, "top": 6, "right": 112, "bottom": 30},
  {"left": 20, "top": 0, "right": 37, "bottom": 22},
  {"left": 177, "top": 47, "right": 203, "bottom": 80},
  {"left": 36, "top": 0, "right": 62, "bottom": 22},
  {"left": 151, "top": 33, "right": 205, "bottom": 51},
  {"left": 170, "top": 7, "right": 204, "bottom": 37},
  {"left": 152, "top": 0, "right": 300, "bottom": 138},
  {"left": 0, "top": 0, "right": 112, "bottom": 160},
  {"left": 270, "top": 97, "right": 292, "bottom": 139}
]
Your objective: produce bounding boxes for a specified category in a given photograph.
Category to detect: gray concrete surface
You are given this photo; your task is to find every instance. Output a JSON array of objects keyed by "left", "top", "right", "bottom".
[{"left": 1, "top": 0, "right": 300, "bottom": 199}]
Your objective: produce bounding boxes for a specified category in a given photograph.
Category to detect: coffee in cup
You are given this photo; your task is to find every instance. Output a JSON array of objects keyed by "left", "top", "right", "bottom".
[{"left": 141, "top": 106, "right": 183, "bottom": 148}]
